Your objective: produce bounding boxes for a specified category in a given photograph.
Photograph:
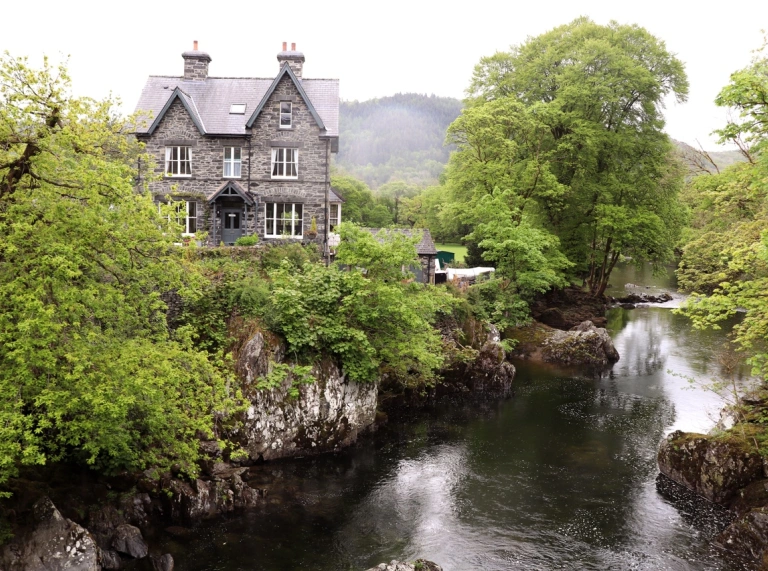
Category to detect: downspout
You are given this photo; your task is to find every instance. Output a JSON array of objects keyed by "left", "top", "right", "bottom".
[
  {"left": 247, "top": 134, "right": 255, "bottom": 236},
  {"left": 324, "top": 138, "right": 330, "bottom": 267}
]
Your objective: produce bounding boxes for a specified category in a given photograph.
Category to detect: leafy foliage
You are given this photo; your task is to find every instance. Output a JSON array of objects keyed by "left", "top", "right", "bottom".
[
  {"left": 678, "top": 42, "right": 768, "bottom": 379},
  {"left": 266, "top": 224, "right": 452, "bottom": 385},
  {"left": 444, "top": 17, "right": 689, "bottom": 297},
  {"left": 0, "top": 54, "right": 232, "bottom": 491}
]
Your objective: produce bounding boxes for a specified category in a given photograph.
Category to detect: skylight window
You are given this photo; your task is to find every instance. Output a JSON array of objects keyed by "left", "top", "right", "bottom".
[{"left": 230, "top": 104, "right": 246, "bottom": 114}]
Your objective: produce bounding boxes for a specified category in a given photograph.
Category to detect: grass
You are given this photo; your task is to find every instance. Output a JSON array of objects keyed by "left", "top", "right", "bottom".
[{"left": 436, "top": 243, "right": 467, "bottom": 264}]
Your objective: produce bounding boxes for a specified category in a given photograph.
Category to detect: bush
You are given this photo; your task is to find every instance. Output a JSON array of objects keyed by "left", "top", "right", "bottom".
[
  {"left": 260, "top": 242, "right": 320, "bottom": 271},
  {"left": 234, "top": 235, "right": 259, "bottom": 246}
]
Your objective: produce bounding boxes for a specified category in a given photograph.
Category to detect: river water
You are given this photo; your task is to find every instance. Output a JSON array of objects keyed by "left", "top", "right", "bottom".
[{"left": 160, "top": 264, "right": 756, "bottom": 571}]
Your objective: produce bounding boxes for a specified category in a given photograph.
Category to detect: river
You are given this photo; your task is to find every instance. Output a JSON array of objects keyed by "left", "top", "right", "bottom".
[{"left": 158, "top": 264, "right": 755, "bottom": 570}]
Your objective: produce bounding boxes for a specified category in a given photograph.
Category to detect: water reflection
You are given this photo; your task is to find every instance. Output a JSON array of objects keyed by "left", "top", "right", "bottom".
[{"left": 161, "top": 264, "right": 755, "bottom": 571}]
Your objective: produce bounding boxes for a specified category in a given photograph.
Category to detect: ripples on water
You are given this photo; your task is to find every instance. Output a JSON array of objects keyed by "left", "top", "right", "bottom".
[{"left": 161, "top": 265, "right": 756, "bottom": 571}]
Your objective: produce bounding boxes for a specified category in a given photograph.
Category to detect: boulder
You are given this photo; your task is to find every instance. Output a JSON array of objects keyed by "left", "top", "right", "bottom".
[
  {"left": 438, "top": 324, "right": 515, "bottom": 399},
  {"left": 150, "top": 553, "right": 175, "bottom": 571},
  {"left": 365, "top": 560, "right": 443, "bottom": 571},
  {"left": 0, "top": 497, "right": 100, "bottom": 571},
  {"left": 540, "top": 321, "right": 620, "bottom": 367},
  {"left": 99, "top": 549, "right": 122, "bottom": 570},
  {"left": 716, "top": 507, "right": 768, "bottom": 564},
  {"left": 111, "top": 524, "right": 148, "bottom": 559},
  {"left": 657, "top": 431, "right": 764, "bottom": 504},
  {"left": 167, "top": 473, "right": 262, "bottom": 521}
]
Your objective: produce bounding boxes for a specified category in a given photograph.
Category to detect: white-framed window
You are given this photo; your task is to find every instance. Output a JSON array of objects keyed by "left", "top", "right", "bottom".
[
  {"left": 165, "top": 146, "right": 191, "bottom": 177},
  {"left": 330, "top": 203, "right": 341, "bottom": 230},
  {"left": 177, "top": 201, "right": 197, "bottom": 235},
  {"left": 265, "top": 203, "right": 303, "bottom": 238},
  {"left": 280, "top": 102, "right": 292, "bottom": 128},
  {"left": 223, "top": 147, "right": 242, "bottom": 178},
  {"left": 158, "top": 200, "right": 197, "bottom": 236},
  {"left": 271, "top": 147, "right": 298, "bottom": 179}
]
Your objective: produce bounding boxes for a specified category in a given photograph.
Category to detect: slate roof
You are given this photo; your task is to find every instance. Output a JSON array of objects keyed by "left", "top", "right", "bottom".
[
  {"left": 329, "top": 188, "right": 343, "bottom": 203},
  {"left": 134, "top": 74, "right": 339, "bottom": 137},
  {"left": 363, "top": 228, "right": 438, "bottom": 256}
]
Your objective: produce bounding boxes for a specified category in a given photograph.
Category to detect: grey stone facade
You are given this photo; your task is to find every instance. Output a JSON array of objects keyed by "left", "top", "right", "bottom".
[{"left": 134, "top": 44, "right": 339, "bottom": 246}]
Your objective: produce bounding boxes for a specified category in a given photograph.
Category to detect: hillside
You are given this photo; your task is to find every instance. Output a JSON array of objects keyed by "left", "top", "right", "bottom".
[
  {"left": 674, "top": 140, "right": 745, "bottom": 175},
  {"left": 335, "top": 93, "right": 463, "bottom": 188}
]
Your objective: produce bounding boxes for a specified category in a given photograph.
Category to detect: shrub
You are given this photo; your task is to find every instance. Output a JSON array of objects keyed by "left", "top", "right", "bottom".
[{"left": 234, "top": 235, "right": 259, "bottom": 246}]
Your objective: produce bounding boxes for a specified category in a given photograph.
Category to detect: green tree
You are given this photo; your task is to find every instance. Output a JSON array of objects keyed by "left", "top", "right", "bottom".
[
  {"left": 0, "top": 54, "right": 229, "bottom": 491},
  {"left": 331, "top": 173, "right": 395, "bottom": 227},
  {"left": 452, "top": 17, "right": 689, "bottom": 296},
  {"left": 679, "top": 43, "right": 768, "bottom": 379}
]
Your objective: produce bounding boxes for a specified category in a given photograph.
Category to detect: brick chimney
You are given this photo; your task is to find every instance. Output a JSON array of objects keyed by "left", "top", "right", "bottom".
[
  {"left": 277, "top": 42, "right": 305, "bottom": 78},
  {"left": 182, "top": 40, "right": 212, "bottom": 81}
]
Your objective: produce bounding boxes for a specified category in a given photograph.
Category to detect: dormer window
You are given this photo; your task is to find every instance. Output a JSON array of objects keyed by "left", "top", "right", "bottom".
[
  {"left": 230, "top": 104, "right": 246, "bottom": 114},
  {"left": 280, "top": 102, "right": 292, "bottom": 128}
]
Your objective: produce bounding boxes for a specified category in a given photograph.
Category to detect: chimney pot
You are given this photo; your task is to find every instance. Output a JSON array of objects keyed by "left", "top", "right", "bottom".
[
  {"left": 277, "top": 43, "right": 305, "bottom": 78},
  {"left": 193, "top": 40, "right": 198, "bottom": 50}
]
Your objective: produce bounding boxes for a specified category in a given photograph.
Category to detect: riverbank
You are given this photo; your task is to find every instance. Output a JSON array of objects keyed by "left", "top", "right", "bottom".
[{"left": 658, "top": 389, "right": 768, "bottom": 568}]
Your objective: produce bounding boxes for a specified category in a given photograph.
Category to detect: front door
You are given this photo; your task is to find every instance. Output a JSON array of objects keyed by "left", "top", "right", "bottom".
[{"left": 222, "top": 208, "right": 243, "bottom": 245}]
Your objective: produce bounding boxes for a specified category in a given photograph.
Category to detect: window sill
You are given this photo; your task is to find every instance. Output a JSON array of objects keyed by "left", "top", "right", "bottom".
[
  {"left": 222, "top": 176, "right": 242, "bottom": 180},
  {"left": 264, "top": 235, "right": 303, "bottom": 240},
  {"left": 270, "top": 177, "right": 299, "bottom": 181},
  {"left": 164, "top": 175, "right": 192, "bottom": 179}
]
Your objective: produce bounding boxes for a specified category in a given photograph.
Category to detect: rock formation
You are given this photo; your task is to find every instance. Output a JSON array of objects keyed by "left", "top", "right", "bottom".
[
  {"left": 0, "top": 497, "right": 100, "bottom": 571},
  {"left": 365, "top": 560, "right": 443, "bottom": 571}
]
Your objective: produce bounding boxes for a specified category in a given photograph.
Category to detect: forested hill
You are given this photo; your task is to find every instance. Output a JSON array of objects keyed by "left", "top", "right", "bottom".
[{"left": 335, "top": 93, "right": 463, "bottom": 188}]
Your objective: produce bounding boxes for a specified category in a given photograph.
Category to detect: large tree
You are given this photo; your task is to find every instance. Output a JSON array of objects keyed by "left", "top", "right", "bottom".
[
  {"left": 0, "top": 54, "right": 229, "bottom": 490},
  {"left": 449, "top": 17, "right": 689, "bottom": 296},
  {"left": 679, "top": 43, "right": 768, "bottom": 379}
]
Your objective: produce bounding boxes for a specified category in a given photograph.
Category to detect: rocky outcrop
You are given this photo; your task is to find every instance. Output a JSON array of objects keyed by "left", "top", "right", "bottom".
[
  {"left": 610, "top": 292, "right": 673, "bottom": 306},
  {"left": 437, "top": 324, "right": 515, "bottom": 399},
  {"left": 716, "top": 507, "right": 768, "bottom": 564},
  {"left": 540, "top": 321, "right": 620, "bottom": 367},
  {"left": 0, "top": 497, "right": 100, "bottom": 571},
  {"left": 165, "top": 471, "right": 262, "bottom": 521},
  {"left": 510, "top": 320, "right": 619, "bottom": 368},
  {"left": 111, "top": 524, "right": 148, "bottom": 559},
  {"left": 365, "top": 560, "right": 443, "bottom": 571},
  {"left": 657, "top": 431, "right": 764, "bottom": 504},
  {"left": 530, "top": 287, "right": 608, "bottom": 330},
  {"left": 658, "top": 429, "right": 768, "bottom": 566},
  {"left": 235, "top": 331, "right": 378, "bottom": 461}
]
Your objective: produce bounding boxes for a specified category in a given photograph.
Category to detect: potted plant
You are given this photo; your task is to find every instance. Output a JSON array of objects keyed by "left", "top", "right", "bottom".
[{"left": 306, "top": 216, "right": 318, "bottom": 239}]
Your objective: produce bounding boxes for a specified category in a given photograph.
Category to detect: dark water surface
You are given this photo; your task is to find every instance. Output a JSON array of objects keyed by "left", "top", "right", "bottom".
[{"left": 162, "top": 265, "right": 755, "bottom": 570}]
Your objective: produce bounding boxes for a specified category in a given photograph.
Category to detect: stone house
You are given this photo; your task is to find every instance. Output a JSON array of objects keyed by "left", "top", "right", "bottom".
[{"left": 134, "top": 42, "right": 342, "bottom": 246}]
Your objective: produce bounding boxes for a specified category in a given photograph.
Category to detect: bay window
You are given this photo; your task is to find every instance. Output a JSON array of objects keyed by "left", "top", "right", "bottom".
[{"left": 265, "top": 203, "right": 303, "bottom": 238}]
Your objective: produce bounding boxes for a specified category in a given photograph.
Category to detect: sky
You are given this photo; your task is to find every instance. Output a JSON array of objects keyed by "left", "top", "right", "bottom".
[{"left": 4, "top": 0, "right": 767, "bottom": 149}]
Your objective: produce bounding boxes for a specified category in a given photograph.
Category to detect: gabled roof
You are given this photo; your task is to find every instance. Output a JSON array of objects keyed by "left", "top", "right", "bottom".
[
  {"left": 363, "top": 228, "right": 438, "bottom": 256},
  {"left": 329, "top": 188, "right": 343, "bottom": 203},
  {"left": 134, "top": 73, "right": 339, "bottom": 137},
  {"left": 246, "top": 64, "right": 325, "bottom": 132},
  {"left": 144, "top": 88, "right": 206, "bottom": 135},
  {"left": 207, "top": 181, "right": 254, "bottom": 205}
]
